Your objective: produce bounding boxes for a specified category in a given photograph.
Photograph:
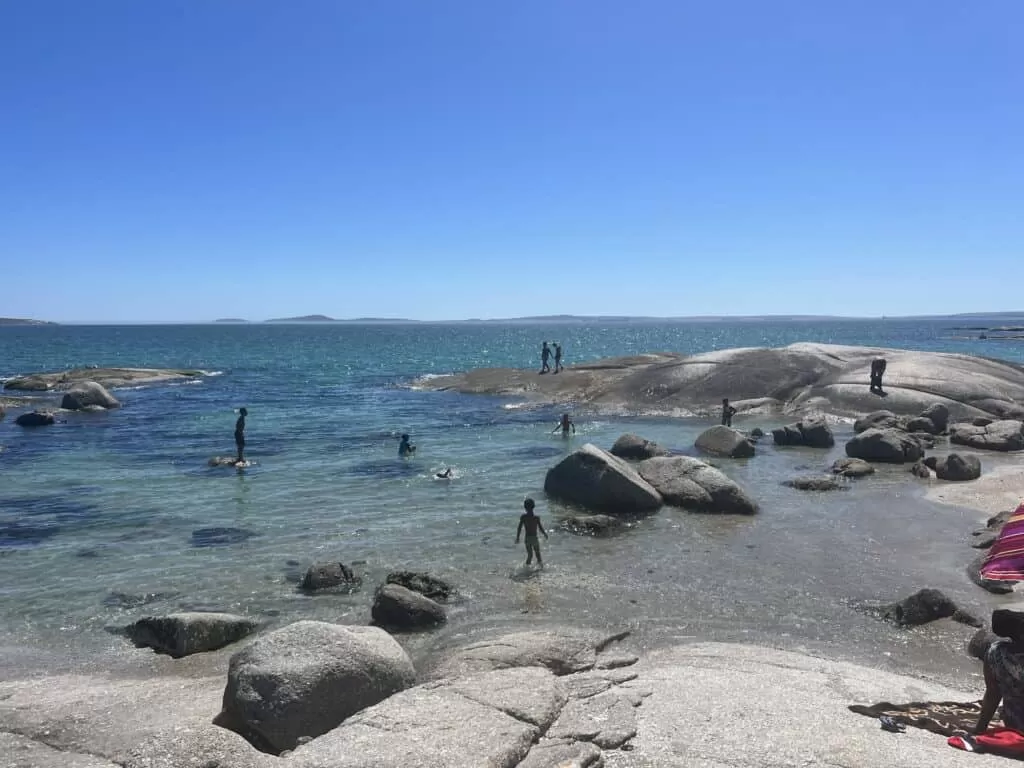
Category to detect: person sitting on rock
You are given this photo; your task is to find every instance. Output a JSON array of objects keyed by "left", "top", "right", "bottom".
[
  {"left": 721, "top": 398, "right": 737, "bottom": 427},
  {"left": 554, "top": 343, "right": 564, "bottom": 373},
  {"left": 975, "top": 609, "right": 1024, "bottom": 734},
  {"left": 552, "top": 413, "right": 576, "bottom": 436},
  {"left": 234, "top": 408, "right": 247, "bottom": 464},
  {"left": 540, "top": 341, "right": 552, "bottom": 374},
  {"left": 398, "top": 433, "right": 416, "bottom": 457},
  {"left": 515, "top": 498, "right": 549, "bottom": 568}
]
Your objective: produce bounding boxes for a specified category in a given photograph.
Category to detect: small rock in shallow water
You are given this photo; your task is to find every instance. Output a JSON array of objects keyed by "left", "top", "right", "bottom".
[
  {"left": 880, "top": 588, "right": 980, "bottom": 627},
  {"left": 782, "top": 476, "right": 848, "bottom": 492},
  {"left": 124, "top": 612, "right": 259, "bottom": 658},
  {"left": 385, "top": 570, "right": 455, "bottom": 601},
  {"left": 831, "top": 457, "right": 876, "bottom": 478},
  {"left": 300, "top": 562, "right": 361, "bottom": 593},
  {"left": 102, "top": 590, "right": 180, "bottom": 609},
  {"left": 372, "top": 583, "right": 447, "bottom": 630}
]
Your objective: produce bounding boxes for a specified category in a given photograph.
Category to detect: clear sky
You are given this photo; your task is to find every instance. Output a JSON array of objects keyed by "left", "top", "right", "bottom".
[{"left": 2, "top": 1, "right": 1021, "bottom": 322}]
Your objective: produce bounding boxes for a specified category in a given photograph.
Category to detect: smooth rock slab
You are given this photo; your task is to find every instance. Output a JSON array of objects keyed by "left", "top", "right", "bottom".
[
  {"left": 548, "top": 691, "right": 638, "bottom": 749},
  {"left": 637, "top": 456, "right": 758, "bottom": 514},
  {"left": 288, "top": 676, "right": 538, "bottom": 768},
  {"left": 216, "top": 621, "right": 416, "bottom": 753},
  {"left": 123, "top": 612, "right": 258, "bottom": 658},
  {"left": 544, "top": 444, "right": 663, "bottom": 515},
  {"left": 694, "top": 425, "right": 755, "bottom": 458},
  {"left": 0, "top": 732, "right": 121, "bottom": 768},
  {"left": 831, "top": 457, "right": 876, "bottom": 477},
  {"left": 445, "top": 667, "right": 568, "bottom": 729},
  {"left": 517, "top": 738, "right": 604, "bottom": 768},
  {"left": 371, "top": 583, "right": 447, "bottom": 629}
]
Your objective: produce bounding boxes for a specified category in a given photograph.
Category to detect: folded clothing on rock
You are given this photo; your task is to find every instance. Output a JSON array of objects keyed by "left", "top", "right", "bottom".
[{"left": 949, "top": 727, "right": 1024, "bottom": 758}]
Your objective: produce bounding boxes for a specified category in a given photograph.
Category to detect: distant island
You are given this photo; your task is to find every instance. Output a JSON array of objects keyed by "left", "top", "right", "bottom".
[
  {"left": 264, "top": 314, "right": 337, "bottom": 323},
  {"left": 213, "top": 318, "right": 250, "bottom": 324},
  {"left": 262, "top": 315, "right": 417, "bottom": 324},
  {"left": 0, "top": 317, "right": 57, "bottom": 326}
]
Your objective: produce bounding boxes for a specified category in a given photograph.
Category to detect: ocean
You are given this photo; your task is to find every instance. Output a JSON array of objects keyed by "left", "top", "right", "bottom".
[{"left": 1, "top": 319, "right": 1023, "bottom": 682}]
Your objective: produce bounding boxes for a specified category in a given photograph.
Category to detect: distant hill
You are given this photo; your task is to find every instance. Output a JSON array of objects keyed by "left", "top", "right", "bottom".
[
  {"left": 0, "top": 317, "right": 57, "bottom": 326},
  {"left": 264, "top": 314, "right": 337, "bottom": 323},
  {"left": 213, "top": 318, "right": 250, "bottom": 324}
]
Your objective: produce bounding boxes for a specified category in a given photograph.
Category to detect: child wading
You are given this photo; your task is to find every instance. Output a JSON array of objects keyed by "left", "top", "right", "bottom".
[{"left": 515, "top": 498, "right": 549, "bottom": 567}]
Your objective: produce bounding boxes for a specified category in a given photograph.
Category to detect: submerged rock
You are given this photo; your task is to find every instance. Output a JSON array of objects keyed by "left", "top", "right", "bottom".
[
  {"left": 880, "top": 588, "right": 980, "bottom": 628},
  {"left": 216, "top": 621, "right": 415, "bottom": 753},
  {"left": 560, "top": 514, "right": 625, "bottom": 535},
  {"left": 385, "top": 570, "right": 455, "bottom": 601},
  {"left": 637, "top": 456, "right": 758, "bottom": 514},
  {"left": 300, "top": 562, "right": 361, "bottom": 592},
  {"left": 610, "top": 433, "right": 669, "bottom": 460},
  {"left": 830, "top": 458, "right": 875, "bottom": 478},
  {"left": 61, "top": 381, "right": 120, "bottom": 410},
  {"left": 845, "top": 428, "right": 923, "bottom": 464},
  {"left": 124, "top": 612, "right": 258, "bottom": 658},
  {"left": 544, "top": 444, "right": 662, "bottom": 515},
  {"left": 371, "top": 583, "right": 447, "bottom": 630},
  {"left": 950, "top": 420, "right": 1024, "bottom": 452},
  {"left": 694, "top": 426, "right": 755, "bottom": 459},
  {"left": 190, "top": 527, "right": 257, "bottom": 547},
  {"left": 908, "top": 460, "right": 932, "bottom": 479},
  {"left": 782, "top": 476, "right": 847, "bottom": 492},
  {"left": 772, "top": 417, "right": 835, "bottom": 448},
  {"left": 14, "top": 410, "right": 56, "bottom": 427}
]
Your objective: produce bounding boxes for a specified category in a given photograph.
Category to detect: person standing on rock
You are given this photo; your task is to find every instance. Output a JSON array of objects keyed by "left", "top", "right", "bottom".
[
  {"left": 234, "top": 408, "right": 247, "bottom": 464},
  {"left": 540, "top": 341, "right": 552, "bottom": 374},
  {"left": 552, "top": 413, "right": 576, "bottom": 436},
  {"left": 516, "top": 498, "right": 549, "bottom": 567},
  {"left": 721, "top": 398, "right": 737, "bottom": 427},
  {"left": 870, "top": 358, "right": 887, "bottom": 394},
  {"left": 553, "top": 343, "right": 564, "bottom": 373}
]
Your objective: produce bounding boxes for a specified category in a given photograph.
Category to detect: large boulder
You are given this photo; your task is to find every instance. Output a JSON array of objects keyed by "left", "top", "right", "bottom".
[
  {"left": 694, "top": 426, "right": 755, "bottom": 459},
  {"left": 610, "top": 433, "right": 669, "bottom": 460},
  {"left": 385, "top": 570, "right": 455, "bottom": 601},
  {"left": 215, "top": 621, "right": 415, "bottom": 753},
  {"left": 60, "top": 381, "right": 120, "bottom": 410},
  {"left": 853, "top": 410, "right": 903, "bottom": 434},
  {"left": 880, "top": 588, "right": 980, "bottom": 627},
  {"left": 830, "top": 458, "right": 875, "bottom": 478},
  {"left": 544, "top": 444, "right": 662, "bottom": 514},
  {"left": 300, "top": 562, "right": 361, "bottom": 592},
  {"left": 845, "top": 428, "right": 923, "bottom": 464},
  {"left": 371, "top": 583, "right": 446, "bottom": 629},
  {"left": 926, "top": 453, "right": 982, "bottom": 482},
  {"left": 14, "top": 410, "right": 55, "bottom": 427},
  {"left": 637, "top": 456, "right": 758, "bottom": 515},
  {"left": 123, "top": 612, "right": 258, "bottom": 658},
  {"left": 771, "top": 417, "right": 834, "bottom": 448},
  {"left": 921, "top": 403, "right": 950, "bottom": 433},
  {"left": 950, "top": 420, "right": 1024, "bottom": 452}
]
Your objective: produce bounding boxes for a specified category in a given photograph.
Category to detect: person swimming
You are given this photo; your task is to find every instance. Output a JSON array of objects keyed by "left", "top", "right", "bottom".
[
  {"left": 398, "top": 433, "right": 416, "bottom": 457},
  {"left": 552, "top": 413, "right": 576, "bottom": 436},
  {"left": 436, "top": 467, "right": 453, "bottom": 479}
]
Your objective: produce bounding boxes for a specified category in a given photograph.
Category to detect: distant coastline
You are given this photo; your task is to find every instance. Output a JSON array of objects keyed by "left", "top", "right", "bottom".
[
  {"left": 213, "top": 318, "right": 250, "bottom": 324},
  {"left": 0, "top": 317, "right": 57, "bottom": 326}
]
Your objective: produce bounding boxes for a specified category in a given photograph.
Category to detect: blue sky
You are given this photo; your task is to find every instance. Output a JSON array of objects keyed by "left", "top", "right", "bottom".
[{"left": 2, "top": 1, "right": 1021, "bottom": 322}]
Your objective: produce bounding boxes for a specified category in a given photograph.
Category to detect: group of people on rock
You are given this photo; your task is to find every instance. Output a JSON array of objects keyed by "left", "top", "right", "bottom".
[{"left": 540, "top": 341, "right": 563, "bottom": 374}]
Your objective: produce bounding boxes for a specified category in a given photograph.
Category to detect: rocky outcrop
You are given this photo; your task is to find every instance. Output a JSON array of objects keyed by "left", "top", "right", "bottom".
[
  {"left": 610, "top": 433, "right": 669, "bottom": 460},
  {"left": 921, "top": 403, "right": 950, "bottom": 432},
  {"left": 831, "top": 458, "right": 875, "bottom": 477},
  {"left": 771, "top": 417, "right": 834, "bottom": 448},
  {"left": 300, "top": 562, "right": 361, "bottom": 592},
  {"left": 782, "top": 476, "right": 847, "bottom": 492},
  {"left": 418, "top": 343, "right": 1024, "bottom": 421},
  {"left": 845, "top": 428, "right": 923, "bottom": 464},
  {"left": 637, "top": 456, "right": 758, "bottom": 514},
  {"left": 544, "top": 444, "right": 662, "bottom": 515},
  {"left": 924, "top": 453, "right": 982, "bottom": 482},
  {"left": 371, "top": 583, "right": 447, "bottom": 629},
  {"left": 4, "top": 367, "right": 204, "bottom": 391},
  {"left": 123, "top": 612, "right": 258, "bottom": 658},
  {"left": 215, "top": 621, "right": 415, "bottom": 753},
  {"left": 854, "top": 410, "right": 903, "bottom": 434},
  {"left": 385, "top": 570, "right": 455, "bottom": 601},
  {"left": 60, "top": 381, "right": 120, "bottom": 410},
  {"left": 15, "top": 410, "right": 56, "bottom": 427},
  {"left": 880, "top": 589, "right": 980, "bottom": 627},
  {"left": 950, "top": 420, "right": 1024, "bottom": 452},
  {"left": 694, "top": 426, "right": 755, "bottom": 458}
]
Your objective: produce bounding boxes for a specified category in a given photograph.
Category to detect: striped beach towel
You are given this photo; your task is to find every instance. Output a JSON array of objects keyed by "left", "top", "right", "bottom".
[{"left": 982, "top": 502, "right": 1024, "bottom": 582}]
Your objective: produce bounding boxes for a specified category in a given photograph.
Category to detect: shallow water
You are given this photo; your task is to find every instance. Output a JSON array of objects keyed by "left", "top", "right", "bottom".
[{"left": 1, "top": 320, "right": 1023, "bottom": 684}]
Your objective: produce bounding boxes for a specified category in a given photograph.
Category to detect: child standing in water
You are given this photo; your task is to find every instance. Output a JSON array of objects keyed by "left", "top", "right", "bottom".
[
  {"left": 515, "top": 498, "right": 549, "bottom": 567},
  {"left": 552, "top": 413, "right": 576, "bottom": 436}
]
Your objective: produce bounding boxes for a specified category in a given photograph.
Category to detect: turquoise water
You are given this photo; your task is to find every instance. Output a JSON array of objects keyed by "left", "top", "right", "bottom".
[{"left": 1, "top": 320, "right": 1023, "bottom": 679}]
